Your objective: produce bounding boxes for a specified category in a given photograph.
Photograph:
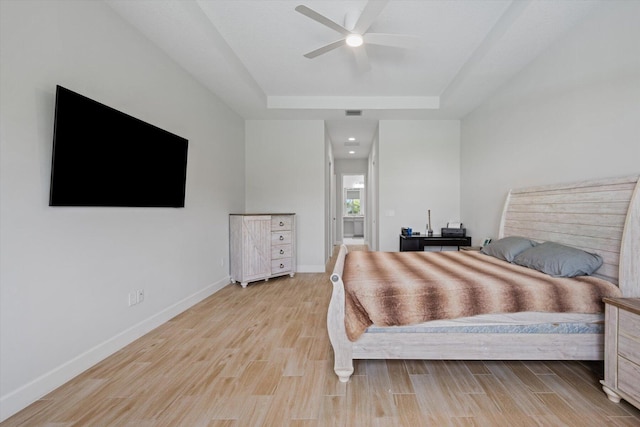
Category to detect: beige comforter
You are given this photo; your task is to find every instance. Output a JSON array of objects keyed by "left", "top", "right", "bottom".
[{"left": 342, "top": 250, "right": 621, "bottom": 341}]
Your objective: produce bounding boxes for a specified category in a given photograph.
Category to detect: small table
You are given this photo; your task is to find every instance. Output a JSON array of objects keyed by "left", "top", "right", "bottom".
[
  {"left": 399, "top": 234, "right": 472, "bottom": 251},
  {"left": 601, "top": 298, "right": 640, "bottom": 410}
]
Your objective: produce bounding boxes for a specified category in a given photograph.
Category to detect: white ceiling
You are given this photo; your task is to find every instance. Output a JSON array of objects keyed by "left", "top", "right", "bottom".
[{"left": 105, "top": 0, "right": 604, "bottom": 158}]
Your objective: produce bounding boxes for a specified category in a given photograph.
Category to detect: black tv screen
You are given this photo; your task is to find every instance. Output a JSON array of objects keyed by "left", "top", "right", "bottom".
[{"left": 49, "top": 85, "right": 188, "bottom": 207}]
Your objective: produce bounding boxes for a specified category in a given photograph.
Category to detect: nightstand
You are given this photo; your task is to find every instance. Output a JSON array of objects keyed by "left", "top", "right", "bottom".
[{"left": 601, "top": 297, "right": 640, "bottom": 410}]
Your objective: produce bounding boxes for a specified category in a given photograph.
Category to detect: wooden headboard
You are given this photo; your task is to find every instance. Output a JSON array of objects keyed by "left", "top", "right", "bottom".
[{"left": 498, "top": 175, "right": 640, "bottom": 297}]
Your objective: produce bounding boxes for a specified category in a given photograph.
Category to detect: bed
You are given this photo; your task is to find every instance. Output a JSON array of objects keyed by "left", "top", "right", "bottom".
[{"left": 327, "top": 175, "right": 640, "bottom": 382}]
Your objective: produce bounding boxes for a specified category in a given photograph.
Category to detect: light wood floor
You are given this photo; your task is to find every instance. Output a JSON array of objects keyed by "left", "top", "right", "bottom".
[{"left": 3, "top": 245, "right": 639, "bottom": 426}]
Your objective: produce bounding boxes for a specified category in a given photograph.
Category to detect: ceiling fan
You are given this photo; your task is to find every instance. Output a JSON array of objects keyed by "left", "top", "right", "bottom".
[{"left": 295, "top": 0, "right": 419, "bottom": 71}]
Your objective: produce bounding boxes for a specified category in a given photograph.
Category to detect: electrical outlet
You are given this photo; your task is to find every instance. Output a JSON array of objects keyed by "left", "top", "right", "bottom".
[
  {"left": 137, "top": 289, "right": 144, "bottom": 304},
  {"left": 220, "top": 257, "right": 224, "bottom": 267},
  {"left": 128, "top": 292, "right": 137, "bottom": 306}
]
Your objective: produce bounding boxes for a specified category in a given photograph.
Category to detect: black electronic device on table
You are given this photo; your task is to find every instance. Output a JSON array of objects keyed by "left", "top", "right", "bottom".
[
  {"left": 441, "top": 228, "right": 466, "bottom": 237},
  {"left": 441, "top": 222, "right": 466, "bottom": 238}
]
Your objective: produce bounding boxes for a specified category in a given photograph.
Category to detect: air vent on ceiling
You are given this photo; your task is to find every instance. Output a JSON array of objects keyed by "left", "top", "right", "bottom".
[
  {"left": 344, "top": 141, "right": 360, "bottom": 147},
  {"left": 345, "top": 110, "right": 362, "bottom": 116}
]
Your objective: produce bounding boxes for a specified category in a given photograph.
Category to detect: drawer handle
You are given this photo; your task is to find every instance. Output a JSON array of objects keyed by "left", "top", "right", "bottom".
[
  {"left": 279, "top": 235, "right": 284, "bottom": 240},
  {"left": 280, "top": 263, "right": 284, "bottom": 268},
  {"left": 280, "top": 249, "right": 284, "bottom": 254},
  {"left": 279, "top": 221, "right": 284, "bottom": 226}
]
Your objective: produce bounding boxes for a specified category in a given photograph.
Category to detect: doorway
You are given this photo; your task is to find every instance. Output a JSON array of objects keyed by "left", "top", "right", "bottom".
[{"left": 342, "top": 174, "right": 365, "bottom": 244}]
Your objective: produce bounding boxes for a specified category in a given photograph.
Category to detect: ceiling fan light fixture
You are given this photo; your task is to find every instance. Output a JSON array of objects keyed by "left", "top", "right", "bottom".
[{"left": 346, "top": 34, "right": 363, "bottom": 47}]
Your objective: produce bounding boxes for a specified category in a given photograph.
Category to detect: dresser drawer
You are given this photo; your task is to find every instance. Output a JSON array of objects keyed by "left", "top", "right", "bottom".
[
  {"left": 620, "top": 310, "right": 640, "bottom": 341},
  {"left": 272, "top": 244, "right": 291, "bottom": 260},
  {"left": 618, "top": 357, "right": 640, "bottom": 404},
  {"left": 272, "top": 231, "right": 292, "bottom": 245},
  {"left": 271, "top": 258, "right": 292, "bottom": 274},
  {"left": 619, "top": 334, "right": 640, "bottom": 366},
  {"left": 271, "top": 215, "right": 292, "bottom": 231}
]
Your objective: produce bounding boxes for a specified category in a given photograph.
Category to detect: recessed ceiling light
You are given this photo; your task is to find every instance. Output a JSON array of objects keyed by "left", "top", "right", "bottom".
[
  {"left": 345, "top": 34, "right": 363, "bottom": 47},
  {"left": 349, "top": 150, "right": 355, "bottom": 154},
  {"left": 348, "top": 137, "right": 355, "bottom": 141}
]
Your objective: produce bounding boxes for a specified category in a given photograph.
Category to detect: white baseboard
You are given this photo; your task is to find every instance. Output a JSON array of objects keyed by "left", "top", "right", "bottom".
[
  {"left": 0, "top": 276, "right": 230, "bottom": 422},
  {"left": 296, "top": 265, "right": 325, "bottom": 273}
]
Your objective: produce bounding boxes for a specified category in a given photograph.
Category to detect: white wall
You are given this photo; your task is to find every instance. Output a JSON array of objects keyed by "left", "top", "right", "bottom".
[
  {"left": 460, "top": 1, "right": 640, "bottom": 241},
  {"left": 378, "top": 121, "right": 461, "bottom": 251},
  {"left": 343, "top": 174, "right": 366, "bottom": 188},
  {"left": 0, "top": 1, "right": 245, "bottom": 420},
  {"left": 245, "top": 120, "right": 325, "bottom": 272}
]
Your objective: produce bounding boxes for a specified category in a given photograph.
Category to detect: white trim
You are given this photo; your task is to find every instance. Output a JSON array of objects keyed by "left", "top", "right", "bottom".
[
  {"left": 0, "top": 276, "right": 230, "bottom": 422},
  {"left": 267, "top": 96, "right": 440, "bottom": 110},
  {"left": 296, "top": 265, "right": 325, "bottom": 273}
]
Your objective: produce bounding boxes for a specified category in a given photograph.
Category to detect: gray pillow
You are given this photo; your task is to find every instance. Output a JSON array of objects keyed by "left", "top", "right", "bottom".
[
  {"left": 512, "top": 242, "right": 603, "bottom": 277},
  {"left": 480, "top": 236, "right": 538, "bottom": 262}
]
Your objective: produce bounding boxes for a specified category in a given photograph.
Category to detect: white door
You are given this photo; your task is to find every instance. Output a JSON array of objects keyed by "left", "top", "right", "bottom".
[{"left": 331, "top": 172, "right": 336, "bottom": 246}]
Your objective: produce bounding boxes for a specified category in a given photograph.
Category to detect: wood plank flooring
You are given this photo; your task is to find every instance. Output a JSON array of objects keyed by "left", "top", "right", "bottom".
[{"left": 3, "top": 245, "right": 639, "bottom": 426}]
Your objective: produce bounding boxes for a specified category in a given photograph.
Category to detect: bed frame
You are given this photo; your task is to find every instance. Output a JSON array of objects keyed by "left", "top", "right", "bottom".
[{"left": 328, "top": 175, "right": 640, "bottom": 382}]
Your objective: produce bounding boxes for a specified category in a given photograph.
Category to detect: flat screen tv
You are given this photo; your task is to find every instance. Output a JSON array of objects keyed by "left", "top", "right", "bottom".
[{"left": 49, "top": 85, "right": 188, "bottom": 207}]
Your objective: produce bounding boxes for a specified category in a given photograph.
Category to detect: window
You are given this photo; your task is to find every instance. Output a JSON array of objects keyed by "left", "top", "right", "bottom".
[{"left": 345, "top": 189, "right": 362, "bottom": 215}]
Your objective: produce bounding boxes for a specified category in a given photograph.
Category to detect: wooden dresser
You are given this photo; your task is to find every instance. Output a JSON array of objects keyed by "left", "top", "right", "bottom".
[
  {"left": 601, "top": 297, "right": 640, "bottom": 410},
  {"left": 229, "top": 213, "right": 296, "bottom": 288}
]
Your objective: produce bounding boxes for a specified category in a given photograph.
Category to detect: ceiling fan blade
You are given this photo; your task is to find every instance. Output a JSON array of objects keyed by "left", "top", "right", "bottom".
[
  {"left": 295, "top": 5, "right": 350, "bottom": 36},
  {"left": 353, "top": 0, "right": 390, "bottom": 34},
  {"left": 353, "top": 47, "right": 371, "bottom": 72},
  {"left": 364, "top": 33, "right": 420, "bottom": 49},
  {"left": 303, "top": 39, "right": 346, "bottom": 58}
]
